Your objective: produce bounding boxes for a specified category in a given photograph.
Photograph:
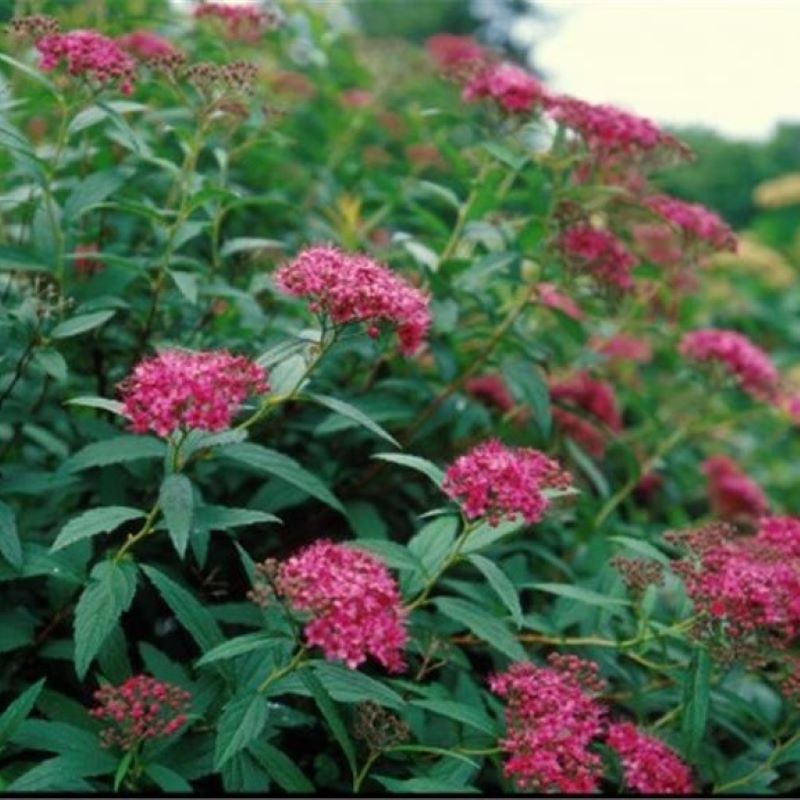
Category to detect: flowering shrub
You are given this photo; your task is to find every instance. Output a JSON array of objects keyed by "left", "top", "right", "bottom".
[{"left": 1, "top": 1, "right": 800, "bottom": 795}]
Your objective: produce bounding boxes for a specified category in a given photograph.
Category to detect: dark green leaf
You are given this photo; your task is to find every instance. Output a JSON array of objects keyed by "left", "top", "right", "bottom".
[
  {"left": 372, "top": 452, "right": 444, "bottom": 487},
  {"left": 51, "top": 506, "right": 144, "bottom": 552},
  {"left": 0, "top": 679, "right": 45, "bottom": 745},
  {"left": 0, "top": 500, "right": 23, "bottom": 569},
  {"left": 145, "top": 763, "right": 192, "bottom": 792},
  {"left": 51, "top": 310, "right": 116, "bottom": 339},
  {"left": 305, "top": 393, "right": 399, "bottom": 446},
  {"left": 159, "top": 474, "right": 194, "bottom": 559},
  {"left": 682, "top": 647, "right": 711, "bottom": 759},
  {"left": 434, "top": 597, "right": 526, "bottom": 661},
  {"left": 214, "top": 693, "right": 269, "bottom": 770},
  {"left": 248, "top": 741, "right": 314, "bottom": 792},
  {"left": 195, "top": 633, "right": 288, "bottom": 668},
  {"left": 467, "top": 554, "right": 523, "bottom": 627},
  {"left": 63, "top": 436, "right": 166, "bottom": 473},
  {"left": 529, "top": 582, "right": 630, "bottom": 609},
  {"left": 63, "top": 169, "right": 127, "bottom": 222},
  {"left": 411, "top": 698, "right": 497, "bottom": 736}
]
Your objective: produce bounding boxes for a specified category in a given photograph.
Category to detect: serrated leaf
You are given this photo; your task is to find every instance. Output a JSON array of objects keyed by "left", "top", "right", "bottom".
[
  {"left": 300, "top": 670, "right": 357, "bottom": 777},
  {"left": 159, "top": 474, "right": 194, "bottom": 559},
  {"left": 51, "top": 506, "right": 144, "bottom": 552},
  {"left": 63, "top": 169, "right": 127, "bottom": 222},
  {"left": 372, "top": 452, "right": 444, "bottom": 487},
  {"left": 222, "top": 442, "right": 345, "bottom": 514},
  {"left": 434, "top": 596, "right": 526, "bottom": 661},
  {"left": 408, "top": 515, "right": 458, "bottom": 578},
  {"left": 411, "top": 698, "right": 497, "bottom": 736},
  {"left": 142, "top": 565, "right": 224, "bottom": 652},
  {"left": 63, "top": 436, "right": 166, "bottom": 473},
  {"left": 0, "top": 678, "right": 45, "bottom": 745},
  {"left": 74, "top": 561, "right": 138, "bottom": 679},
  {"left": 0, "top": 500, "right": 22, "bottom": 569},
  {"left": 214, "top": 694, "right": 269, "bottom": 769},
  {"left": 195, "top": 505, "right": 281, "bottom": 532},
  {"left": 195, "top": 633, "right": 287, "bottom": 668},
  {"left": 529, "top": 582, "right": 630, "bottom": 608},
  {"left": 51, "top": 310, "right": 115, "bottom": 339},
  {"left": 305, "top": 392, "right": 399, "bottom": 446},
  {"left": 467, "top": 554, "right": 523, "bottom": 627},
  {"left": 144, "top": 763, "right": 192, "bottom": 792},
  {"left": 309, "top": 662, "right": 404, "bottom": 709},
  {"left": 248, "top": 741, "right": 314, "bottom": 792},
  {"left": 682, "top": 647, "right": 711, "bottom": 759}
]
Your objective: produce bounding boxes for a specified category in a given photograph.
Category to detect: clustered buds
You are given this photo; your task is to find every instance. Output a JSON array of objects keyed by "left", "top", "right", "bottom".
[
  {"left": 353, "top": 701, "right": 411, "bottom": 755},
  {"left": 8, "top": 15, "right": 60, "bottom": 41},
  {"left": 89, "top": 675, "right": 190, "bottom": 751},
  {"left": 611, "top": 556, "right": 664, "bottom": 598},
  {"left": 558, "top": 224, "right": 639, "bottom": 292},
  {"left": 274, "top": 245, "right": 431, "bottom": 356},
  {"left": 442, "top": 439, "right": 572, "bottom": 526},
  {"left": 185, "top": 61, "right": 260, "bottom": 96},
  {"left": 193, "top": 2, "right": 282, "bottom": 43},
  {"left": 119, "top": 349, "right": 268, "bottom": 437},
  {"left": 702, "top": 455, "right": 768, "bottom": 526}
]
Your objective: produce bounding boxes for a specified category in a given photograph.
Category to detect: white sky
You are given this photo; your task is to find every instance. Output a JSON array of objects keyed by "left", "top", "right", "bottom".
[{"left": 529, "top": 0, "right": 800, "bottom": 140}]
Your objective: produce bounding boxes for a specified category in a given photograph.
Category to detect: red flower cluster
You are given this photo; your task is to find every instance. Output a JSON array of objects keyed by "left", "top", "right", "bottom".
[
  {"left": 89, "top": 675, "right": 190, "bottom": 751},
  {"left": 680, "top": 329, "right": 778, "bottom": 400},
  {"left": 592, "top": 334, "right": 652, "bottom": 364},
  {"left": 645, "top": 194, "right": 737, "bottom": 252},
  {"left": 550, "top": 372, "right": 622, "bottom": 459},
  {"left": 536, "top": 282, "right": 584, "bottom": 320},
  {"left": 631, "top": 222, "right": 683, "bottom": 267},
  {"left": 463, "top": 63, "right": 546, "bottom": 114},
  {"left": 674, "top": 518, "right": 800, "bottom": 650},
  {"left": 558, "top": 225, "right": 638, "bottom": 291},
  {"left": 274, "top": 246, "right": 431, "bottom": 355},
  {"left": 606, "top": 722, "right": 694, "bottom": 795},
  {"left": 36, "top": 30, "right": 136, "bottom": 94},
  {"left": 193, "top": 2, "right": 279, "bottom": 42},
  {"left": 489, "top": 656, "right": 607, "bottom": 793},
  {"left": 275, "top": 540, "right": 407, "bottom": 672},
  {"left": 117, "top": 31, "right": 178, "bottom": 61},
  {"left": 426, "top": 34, "right": 486, "bottom": 74},
  {"left": 702, "top": 455, "right": 767, "bottom": 524},
  {"left": 442, "top": 439, "right": 572, "bottom": 526},
  {"left": 464, "top": 374, "right": 515, "bottom": 414},
  {"left": 119, "top": 349, "right": 268, "bottom": 437}
]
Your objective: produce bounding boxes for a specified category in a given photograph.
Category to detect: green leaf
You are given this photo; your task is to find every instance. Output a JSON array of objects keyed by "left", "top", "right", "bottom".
[
  {"left": 6, "top": 755, "right": 103, "bottom": 791},
  {"left": 170, "top": 270, "right": 198, "bottom": 304},
  {"left": 214, "top": 693, "right": 269, "bottom": 770},
  {"left": 0, "top": 678, "right": 45, "bottom": 745},
  {"left": 528, "top": 582, "right": 630, "bottom": 609},
  {"left": 411, "top": 698, "right": 498, "bottom": 736},
  {"left": 33, "top": 348, "right": 67, "bottom": 382},
  {"left": 502, "top": 358, "right": 551, "bottom": 437},
  {"left": 74, "top": 561, "right": 138, "bottom": 679},
  {"left": 310, "top": 662, "right": 404, "bottom": 709},
  {"left": 145, "top": 763, "right": 192, "bottom": 792},
  {"left": 305, "top": 393, "right": 399, "bottom": 447},
  {"left": 195, "top": 633, "right": 287, "bottom": 668},
  {"left": 347, "top": 540, "right": 423, "bottom": 573},
  {"left": 300, "top": 670, "right": 357, "bottom": 777},
  {"left": 62, "top": 436, "right": 166, "bottom": 473},
  {"left": 222, "top": 442, "right": 345, "bottom": 514},
  {"left": 142, "top": 565, "right": 224, "bottom": 652},
  {"left": 408, "top": 516, "right": 458, "bottom": 579},
  {"left": 0, "top": 500, "right": 23, "bottom": 569},
  {"left": 434, "top": 597, "right": 526, "bottom": 661},
  {"left": 682, "top": 647, "right": 711, "bottom": 759},
  {"left": 461, "top": 516, "right": 525, "bottom": 554},
  {"left": 66, "top": 396, "right": 125, "bottom": 415},
  {"left": 609, "top": 535, "right": 670, "bottom": 566},
  {"left": 375, "top": 775, "right": 480, "bottom": 794},
  {"left": 220, "top": 237, "right": 284, "bottom": 257},
  {"left": 0, "top": 244, "right": 50, "bottom": 273},
  {"left": 195, "top": 505, "right": 281, "bottom": 532},
  {"left": 467, "top": 554, "right": 523, "bottom": 627},
  {"left": 51, "top": 506, "right": 144, "bottom": 552},
  {"left": 249, "top": 741, "right": 314, "bottom": 792},
  {"left": 372, "top": 452, "right": 444, "bottom": 487},
  {"left": 0, "top": 53, "right": 59, "bottom": 95},
  {"left": 51, "top": 310, "right": 116, "bottom": 339},
  {"left": 159, "top": 474, "right": 194, "bottom": 559},
  {"left": 63, "top": 169, "right": 127, "bottom": 222}
]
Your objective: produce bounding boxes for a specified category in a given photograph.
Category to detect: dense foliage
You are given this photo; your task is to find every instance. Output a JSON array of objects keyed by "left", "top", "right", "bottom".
[{"left": 1, "top": 1, "right": 800, "bottom": 794}]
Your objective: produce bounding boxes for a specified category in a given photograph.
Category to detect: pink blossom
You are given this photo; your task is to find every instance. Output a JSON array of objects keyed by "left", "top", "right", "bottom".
[
  {"left": 631, "top": 222, "right": 684, "bottom": 267},
  {"left": 425, "top": 34, "right": 487, "bottom": 74},
  {"left": 756, "top": 516, "right": 800, "bottom": 559},
  {"left": 550, "top": 372, "right": 622, "bottom": 459},
  {"left": 558, "top": 224, "right": 638, "bottom": 291},
  {"left": 89, "top": 675, "right": 190, "bottom": 751},
  {"left": 680, "top": 329, "right": 778, "bottom": 400},
  {"left": 442, "top": 439, "right": 572, "bottom": 526},
  {"left": 117, "top": 31, "right": 178, "bottom": 61},
  {"left": 274, "top": 246, "right": 431, "bottom": 355},
  {"left": 702, "top": 455, "right": 768, "bottom": 524},
  {"left": 645, "top": 194, "right": 737, "bottom": 252},
  {"left": 464, "top": 374, "right": 515, "bottom": 414},
  {"left": 606, "top": 722, "right": 694, "bottom": 795},
  {"left": 536, "top": 282, "right": 584, "bottom": 320},
  {"left": 592, "top": 334, "right": 652, "bottom": 364},
  {"left": 36, "top": 30, "right": 136, "bottom": 94},
  {"left": 193, "top": 2, "right": 279, "bottom": 42},
  {"left": 276, "top": 540, "right": 407, "bottom": 672},
  {"left": 489, "top": 655, "right": 606, "bottom": 793},
  {"left": 119, "top": 349, "right": 268, "bottom": 437},
  {"left": 463, "top": 62, "right": 546, "bottom": 114}
]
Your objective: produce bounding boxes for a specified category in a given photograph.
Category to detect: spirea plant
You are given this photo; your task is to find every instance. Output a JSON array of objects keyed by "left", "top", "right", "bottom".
[{"left": 1, "top": 0, "right": 800, "bottom": 794}]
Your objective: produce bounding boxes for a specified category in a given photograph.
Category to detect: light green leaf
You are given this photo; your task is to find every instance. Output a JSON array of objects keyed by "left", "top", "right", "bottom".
[
  {"left": 51, "top": 506, "right": 144, "bottom": 552},
  {"left": 51, "top": 310, "right": 115, "bottom": 339},
  {"left": 305, "top": 392, "right": 399, "bottom": 447},
  {"left": 159, "top": 474, "right": 194, "bottom": 559},
  {"left": 467, "top": 554, "right": 523, "bottom": 627},
  {"left": 66, "top": 396, "right": 125, "bottom": 415},
  {"left": 529, "top": 582, "right": 630, "bottom": 609},
  {"left": 170, "top": 270, "right": 198, "bottom": 304},
  {"left": 372, "top": 452, "right": 444, "bottom": 487},
  {"left": 220, "top": 237, "right": 284, "bottom": 257}
]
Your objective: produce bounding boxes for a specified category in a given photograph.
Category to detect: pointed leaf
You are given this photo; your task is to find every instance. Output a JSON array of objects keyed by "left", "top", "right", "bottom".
[
  {"left": 305, "top": 393, "right": 399, "bottom": 446},
  {"left": 467, "top": 554, "right": 523, "bottom": 627},
  {"left": 63, "top": 436, "right": 166, "bottom": 473},
  {"left": 51, "top": 506, "right": 144, "bottom": 552},
  {"left": 0, "top": 500, "right": 23, "bottom": 569},
  {"left": 214, "top": 693, "right": 269, "bottom": 770},
  {"left": 159, "top": 474, "right": 194, "bottom": 559},
  {"left": 372, "top": 452, "right": 444, "bottom": 487}
]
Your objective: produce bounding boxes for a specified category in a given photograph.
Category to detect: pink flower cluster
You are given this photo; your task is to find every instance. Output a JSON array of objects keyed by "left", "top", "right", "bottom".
[
  {"left": 645, "top": 194, "right": 737, "bottom": 252},
  {"left": 89, "top": 675, "right": 190, "bottom": 751},
  {"left": 702, "top": 455, "right": 767, "bottom": 524},
  {"left": 119, "top": 349, "right": 268, "bottom": 437},
  {"left": 274, "top": 246, "right": 431, "bottom": 355},
  {"left": 463, "top": 63, "right": 546, "bottom": 114},
  {"left": 275, "top": 540, "right": 407, "bottom": 672},
  {"left": 558, "top": 225, "right": 638, "bottom": 291},
  {"left": 631, "top": 222, "right": 684, "bottom": 267},
  {"left": 550, "top": 372, "right": 622, "bottom": 459},
  {"left": 675, "top": 518, "right": 800, "bottom": 648},
  {"left": 442, "top": 439, "right": 572, "bottom": 526},
  {"left": 193, "top": 2, "right": 278, "bottom": 42},
  {"left": 489, "top": 655, "right": 607, "bottom": 793},
  {"left": 547, "top": 95, "right": 687, "bottom": 163},
  {"left": 465, "top": 374, "right": 515, "bottom": 414},
  {"left": 36, "top": 30, "right": 136, "bottom": 94},
  {"left": 680, "top": 329, "right": 778, "bottom": 400},
  {"left": 425, "top": 34, "right": 486, "bottom": 74},
  {"left": 592, "top": 334, "right": 652, "bottom": 364},
  {"left": 606, "top": 722, "right": 694, "bottom": 795},
  {"left": 536, "top": 282, "right": 584, "bottom": 320},
  {"left": 117, "top": 31, "right": 178, "bottom": 61}
]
